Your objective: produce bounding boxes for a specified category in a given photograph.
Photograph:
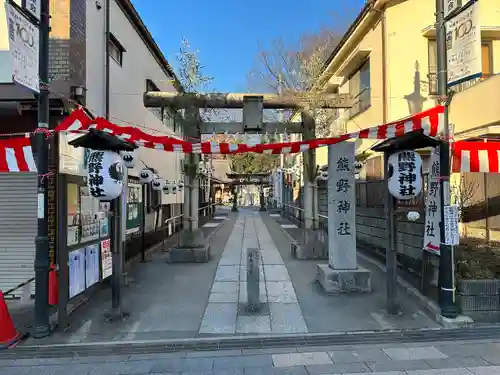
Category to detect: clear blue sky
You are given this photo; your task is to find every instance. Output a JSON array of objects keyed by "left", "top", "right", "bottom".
[{"left": 131, "top": 0, "right": 365, "bottom": 92}]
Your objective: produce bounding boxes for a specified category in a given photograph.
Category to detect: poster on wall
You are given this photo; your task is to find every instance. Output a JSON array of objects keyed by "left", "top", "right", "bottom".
[
  {"left": 99, "top": 217, "right": 109, "bottom": 237},
  {"left": 69, "top": 248, "right": 86, "bottom": 298},
  {"left": 67, "top": 182, "right": 80, "bottom": 245},
  {"left": 80, "top": 186, "right": 100, "bottom": 243},
  {"left": 101, "top": 239, "right": 112, "bottom": 279},
  {"left": 85, "top": 244, "right": 100, "bottom": 288},
  {"left": 126, "top": 183, "right": 141, "bottom": 236}
]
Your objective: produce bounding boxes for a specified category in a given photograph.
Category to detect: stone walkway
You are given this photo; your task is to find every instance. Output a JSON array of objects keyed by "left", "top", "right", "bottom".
[{"left": 199, "top": 209, "right": 308, "bottom": 334}]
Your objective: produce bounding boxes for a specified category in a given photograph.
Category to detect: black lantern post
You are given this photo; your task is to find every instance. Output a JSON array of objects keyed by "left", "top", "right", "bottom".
[{"left": 69, "top": 129, "right": 136, "bottom": 321}]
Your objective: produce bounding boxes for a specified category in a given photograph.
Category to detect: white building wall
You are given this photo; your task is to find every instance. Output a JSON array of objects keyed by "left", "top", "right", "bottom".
[
  {"left": 85, "top": 0, "right": 106, "bottom": 117},
  {"left": 85, "top": 0, "right": 184, "bottom": 205}
]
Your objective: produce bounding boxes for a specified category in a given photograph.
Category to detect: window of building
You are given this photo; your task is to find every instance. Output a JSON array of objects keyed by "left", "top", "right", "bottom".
[
  {"left": 365, "top": 155, "right": 383, "bottom": 180},
  {"left": 428, "top": 40, "right": 493, "bottom": 94},
  {"left": 146, "top": 79, "right": 163, "bottom": 121},
  {"left": 145, "top": 80, "right": 183, "bottom": 136},
  {"left": 348, "top": 59, "right": 371, "bottom": 118},
  {"left": 108, "top": 34, "right": 125, "bottom": 66}
]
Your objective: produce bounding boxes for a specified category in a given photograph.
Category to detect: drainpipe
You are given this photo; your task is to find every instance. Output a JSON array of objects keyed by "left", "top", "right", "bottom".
[{"left": 105, "top": 0, "right": 110, "bottom": 120}]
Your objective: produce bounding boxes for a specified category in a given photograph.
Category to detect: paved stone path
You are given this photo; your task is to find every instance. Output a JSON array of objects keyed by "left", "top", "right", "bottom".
[
  {"left": 3, "top": 339, "right": 500, "bottom": 374},
  {"left": 199, "top": 210, "right": 308, "bottom": 334}
]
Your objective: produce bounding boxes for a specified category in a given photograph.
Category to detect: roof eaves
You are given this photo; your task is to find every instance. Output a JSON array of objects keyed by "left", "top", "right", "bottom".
[{"left": 115, "top": 0, "right": 184, "bottom": 93}]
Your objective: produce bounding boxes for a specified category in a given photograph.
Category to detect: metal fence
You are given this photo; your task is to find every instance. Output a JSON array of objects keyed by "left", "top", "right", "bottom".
[{"left": 124, "top": 202, "right": 217, "bottom": 261}]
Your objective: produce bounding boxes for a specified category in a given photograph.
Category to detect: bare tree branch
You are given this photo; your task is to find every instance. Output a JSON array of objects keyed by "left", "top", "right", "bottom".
[
  {"left": 451, "top": 174, "right": 480, "bottom": 222},
  {"left": 247, "top": 28, "right": 341, "bottom": 137},
  {"left": 176, "top": 38, "right": 233, "bottom": 123}
]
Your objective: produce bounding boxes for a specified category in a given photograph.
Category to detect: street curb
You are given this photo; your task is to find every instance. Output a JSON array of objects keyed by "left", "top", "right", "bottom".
[
  {"left": 7, "top": 325, "right": 500, "bottom": 357},
  {"left": 261, "top": 212, "right": 297, "bottom": 244},
  {"left": 204, "top": 216, "right": 227, "bottom": 242}
]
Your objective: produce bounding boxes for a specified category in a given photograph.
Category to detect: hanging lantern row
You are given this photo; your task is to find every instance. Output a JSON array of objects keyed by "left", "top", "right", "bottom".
[
  {"left": 86, "top": 148, "right": 186, "bottom": 202},
  {"left": 138, "top": 168, "right": 184, "bottom": 195}
]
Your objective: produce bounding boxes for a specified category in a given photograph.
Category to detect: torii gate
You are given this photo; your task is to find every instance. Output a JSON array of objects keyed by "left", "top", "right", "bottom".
[
  {"left": 226, "top": 172, "right": 272, "bottom": 212},
  {"left": 143, "top": 91, "right": 353, "bottom": 261}
]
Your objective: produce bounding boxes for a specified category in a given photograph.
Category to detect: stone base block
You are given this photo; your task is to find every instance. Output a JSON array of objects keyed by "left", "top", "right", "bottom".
[
  {"left": 316, "top": 264, "right": 372, "bottom": 293},
  {"left": 166, "top": 244, "right": 211, "bottom": 263},
  {"left": 291, "top": 230, "right": 328, "bottom": 260},
  {"left": 437, "top": 314, "right": 474, "bottom": 328}
]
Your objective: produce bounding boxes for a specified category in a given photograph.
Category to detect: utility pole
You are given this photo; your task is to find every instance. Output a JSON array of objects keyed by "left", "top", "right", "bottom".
[
  {"left": 32, "top": 0, "right": 51, "bottom": 339},
  {"left": 436, "top": 0, "right": 458, "bottom": 318}
]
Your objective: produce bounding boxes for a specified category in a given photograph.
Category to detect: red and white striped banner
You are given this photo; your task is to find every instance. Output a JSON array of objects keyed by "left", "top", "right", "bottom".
[
  {"left": 0, "top": 137, "right": 37, "bottom": 172},
  {"left": 452, "top": 141, "right": 500, "bottom": 173},
  {"left": 0, "top": 104, "right": 458, "bottom": 173},
  {"left": 53, "top": 105, "right": 445, "bottom": 154}
]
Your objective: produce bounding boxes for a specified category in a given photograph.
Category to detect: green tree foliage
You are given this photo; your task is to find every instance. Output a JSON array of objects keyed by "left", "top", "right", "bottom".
[{"left": 230, "top": 135, "right": 279, "bottom": 174}]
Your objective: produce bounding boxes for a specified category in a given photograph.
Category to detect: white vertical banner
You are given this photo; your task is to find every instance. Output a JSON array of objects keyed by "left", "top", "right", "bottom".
[
  {"left": 327, "top": 143, "right": 357, "bottom": 269},
  {"left": 424, "top": 147, "right": 441, "bottom": 255},
  {"left": 5, "top": 2, "right": 40, "bottom": 92},
  {"left": 446, "top": 1, "right": 482, "bottom": 87}
]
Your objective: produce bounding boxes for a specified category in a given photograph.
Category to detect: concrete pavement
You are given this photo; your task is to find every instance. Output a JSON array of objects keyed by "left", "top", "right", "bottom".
[{"left": 3, "top": 338, "right": 500, "bottom": 374}]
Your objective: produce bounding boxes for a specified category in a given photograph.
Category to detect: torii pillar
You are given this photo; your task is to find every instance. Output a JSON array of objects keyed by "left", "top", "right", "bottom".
[
  {"left": 168, "top": 106, "right": 210, "bottom": 263},
  {"left": 290, "top": 112, "right": 325, "bottom": 260}
]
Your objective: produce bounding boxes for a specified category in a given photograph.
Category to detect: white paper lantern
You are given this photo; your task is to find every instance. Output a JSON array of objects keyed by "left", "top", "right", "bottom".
[
  {"left": 171, "top": 184, "right": 178, "bottom": 194},
  {"left": 87, "top": 150, "right": 124, "bottom": 201},
  {"left": 177, "top": 181, "right": 184, "bottom": 191},
  {"left": 151, "top": 176, "right": 165, "bottom": 191},
  {"left": 162, "top": 183, "right": 172, "bottom": 195},
  {"left": 320, "top": 171, "right": 328, "bottom": 180},
  {"left": 138, "top": 168, "right": 153, "bottom": 184},
  {"left": 120, "top": 150, "right": 137, "bottom": 168},
  {"left": 407, "top": 211, "right": 420, "bottom": 221},
  {"left": 354, "top": 161, "right": 363, "bottom": 173},
  {"left": 388, "top": 150, "right": 423, "bottom": 200}
]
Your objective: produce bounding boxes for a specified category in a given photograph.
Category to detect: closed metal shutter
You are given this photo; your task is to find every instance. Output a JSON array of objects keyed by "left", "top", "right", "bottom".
[{"left": 0, "top": 173, "right": 37, "bottom": 298}]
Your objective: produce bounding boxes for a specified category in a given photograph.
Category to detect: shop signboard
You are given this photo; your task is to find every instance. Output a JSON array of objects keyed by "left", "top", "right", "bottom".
[{"left": 101, "top": 239, "right": 112, "bottom": 279}]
